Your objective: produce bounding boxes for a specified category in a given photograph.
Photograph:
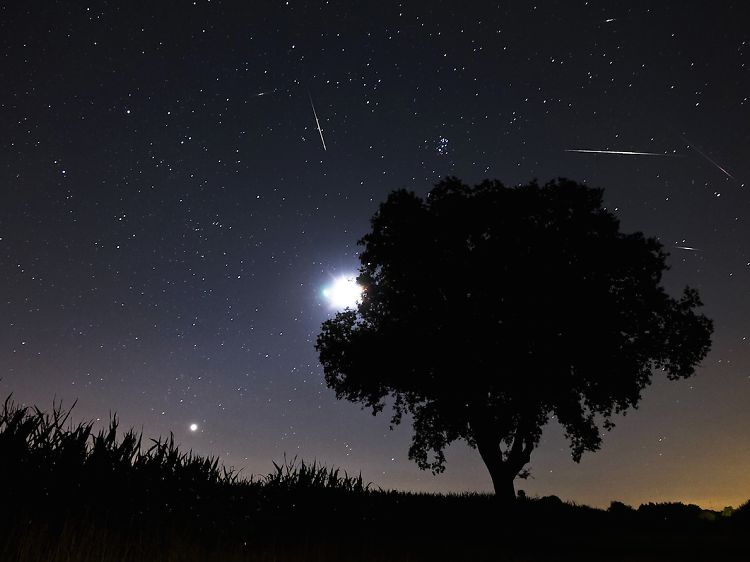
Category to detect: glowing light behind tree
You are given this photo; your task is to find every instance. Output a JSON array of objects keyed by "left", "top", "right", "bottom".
[{"left": 323, "top": 276, "right": 363, "bottom": 310}]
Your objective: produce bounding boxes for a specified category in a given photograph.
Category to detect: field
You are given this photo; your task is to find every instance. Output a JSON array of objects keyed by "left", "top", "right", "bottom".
[{"left": 1, "top": 395, "right": 747, "bottom": 561}]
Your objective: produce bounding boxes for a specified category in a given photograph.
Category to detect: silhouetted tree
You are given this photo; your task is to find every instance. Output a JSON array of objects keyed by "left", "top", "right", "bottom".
[{"left": 316, "top": 177, "right": 713, "bottom": 504}]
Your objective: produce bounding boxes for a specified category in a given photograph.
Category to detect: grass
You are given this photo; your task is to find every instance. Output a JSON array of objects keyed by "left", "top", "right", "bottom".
[{"left": 1, "top": 394, "right": 748, "bottom": 561}]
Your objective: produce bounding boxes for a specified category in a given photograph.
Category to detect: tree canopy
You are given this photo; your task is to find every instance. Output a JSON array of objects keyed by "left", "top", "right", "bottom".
[{"left": 315, "top": 177, "right": 713, "bottom": 502}]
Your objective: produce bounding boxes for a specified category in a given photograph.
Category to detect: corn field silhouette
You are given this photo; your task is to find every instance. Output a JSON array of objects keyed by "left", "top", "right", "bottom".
[{"left": 1, "top": 394, "right": 748, "bottom": 562}]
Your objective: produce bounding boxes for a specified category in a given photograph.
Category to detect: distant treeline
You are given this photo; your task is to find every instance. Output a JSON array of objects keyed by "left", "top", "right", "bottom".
[{"left": 1, "top": 395, "right": 747, "bottom": 561}]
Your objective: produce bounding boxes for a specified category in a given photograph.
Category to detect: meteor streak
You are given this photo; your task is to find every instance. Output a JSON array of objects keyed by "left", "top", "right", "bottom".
[
  {"left": 677, "top": 134, "right": 734, "bottom": 179},
  {"left": 565, "top": 149, "right": 681, "bottom": 156},
  {"left": 308, "top": 91, "right": 327, "bottom": 151}
]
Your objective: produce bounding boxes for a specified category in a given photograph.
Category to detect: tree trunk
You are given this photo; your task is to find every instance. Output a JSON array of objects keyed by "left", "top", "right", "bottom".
[
  {"left": 488, "top": 466, "right": 518, "bottom": 504},
  {"left": 475, "top": 432, "right": 515, "bottom": 504},
  {"left": 474, "top": 424, "right": 533, "bottom": 505}
]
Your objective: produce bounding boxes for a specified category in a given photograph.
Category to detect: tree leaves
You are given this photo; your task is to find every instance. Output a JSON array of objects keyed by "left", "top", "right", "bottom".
[{"left": 315, "top": 177, "right": 713, "bottom": 498}]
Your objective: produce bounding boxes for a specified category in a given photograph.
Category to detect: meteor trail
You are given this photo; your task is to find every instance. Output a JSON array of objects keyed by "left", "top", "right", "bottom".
[
  {"left": 308, "top": 91, "right": 327, "bottom": 151},
  {"left": 565, "top": 149, "right": 682, "bottom": 156},
  {"left": 677, "top": 134, "right": 734, "bottom": 179}
]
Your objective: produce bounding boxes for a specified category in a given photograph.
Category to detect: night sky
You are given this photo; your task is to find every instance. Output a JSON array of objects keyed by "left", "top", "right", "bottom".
[{"left": 2, "top": 1, "right": 748, "bottom": 510}]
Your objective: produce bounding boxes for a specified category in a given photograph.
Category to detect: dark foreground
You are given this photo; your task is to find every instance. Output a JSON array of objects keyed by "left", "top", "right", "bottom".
[
  {"left": 1, "top": 396, "right": 748, "bottom": 561},
  {"left": 3, "top": 494, "right": 749, "bottom": 562}
]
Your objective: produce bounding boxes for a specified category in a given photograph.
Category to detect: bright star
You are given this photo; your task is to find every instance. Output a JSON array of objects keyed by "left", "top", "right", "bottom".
[{"left": 190, "top": 423, "right": 198, "bottom": 431}]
